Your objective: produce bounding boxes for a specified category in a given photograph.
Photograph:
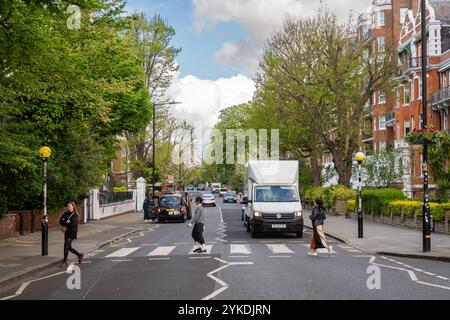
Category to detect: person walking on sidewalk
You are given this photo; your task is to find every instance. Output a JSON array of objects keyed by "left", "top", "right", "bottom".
[
  {"left": 308, "top": 198, "right": 332, "bottom": 257},
  {"left": 59, "top": 202, "right": 84, "bottom": 267},
  {"left": 189, "top": 196, "right": 207, "bottom": 253},
  {"left": 143, "top": 194, "right": 151, "bottom": 222}
]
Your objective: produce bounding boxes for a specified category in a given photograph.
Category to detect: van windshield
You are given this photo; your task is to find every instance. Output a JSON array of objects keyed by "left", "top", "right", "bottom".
[{"left": 254, "top": 186, "right": 299, "bottom": 202}]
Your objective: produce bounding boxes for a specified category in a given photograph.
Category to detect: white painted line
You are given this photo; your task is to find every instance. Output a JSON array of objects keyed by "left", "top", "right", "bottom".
[
  {"left": 148, "top": 246, "right": 176, "bottom": 257},
  {"left": 424, "top": 272, "right": 436, "bottom": 276},
  {"left": 413, "top": 268, "right": 424, "bottom": 272},
  {"left": 140, "top": 232, "right": 145, "bottom": 236},
  {"left": 395, "top": 262, "right": 405, "bottom": 265},
  {"left": 30, "top": 271, "right": 66, "bottom": 283},
  {"left": 230, "top": 244, "right": 251, "bottom": 255},
  {"left": 370, "top": 256, "right": 376, "bottom": 263},
  {"left": 189, "top": 256, "right": 211, "bottom": 259},
  {"left": 127, "top": 239, "right": 132, "bottom": 243},
  {"left": 339, "top": 245, "right": 353, "bottom": 249},
  {"left": 105, "top": 247, "right": 140, "bottom": 258},
  {"left": 268, "top": 255, "right": 292, "bottom": 258},
  {"left": 0, "top": 295, "right": 17, "bottom": 300},
  {"left": 202, "top": 286, "right": 228, "bottom": 301},
  {"left": 347, "top": 249, "right": 362, "bottom": 253},
  {"left": 416, "top": 281, "right": 450, "bottom": 290},
  {"left": 229, "top": 256, "right": 250, "bottom": 258},
  {"left": 214, "top": 258, "right": 228, "bottom": 264},
  {"left": 140, "top": 244, "right": 159, "bottom": 246},
  {"left": 149, "top": 258, "right": 171, "bottom": 261},
  {"left": 436, "top": 276, "right": 449, "bottom": 281},
  {"left": 173, "top": 242, "right": 189, "bottom": 245},
  {"left": 229, "top": 262, "right": 254, "bottom": 266},
  {"left": 111, "top": 259, "right": 132, "bottom": 262},
  {"left": 317, "top": 248, "right": 338, "bottom": 254},
  {"left": 267, "top": 244, "right": 294, "bottom": 254},
  {"left": 189, "top": 245, "right": 213, "bottom": 255},
  {"left": 206, "top": 242, "right": 217, "bottom": 244},
  {"left": 231, "top": 241, "right": 247, "bottom": 243},
  {"left": 15, "top": 282, "right": 30, "bottom": 295},
  {"left": 124, "top": 227, "right": 142, "bottom": 230}
]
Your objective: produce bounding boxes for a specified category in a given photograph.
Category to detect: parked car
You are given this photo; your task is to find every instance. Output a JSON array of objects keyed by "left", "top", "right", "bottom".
[
  {"left": 201, "top": 193, "right": 216, "bottom": 207},
  {"left": 219, "top": 188, "right": 228, "bottom": 197},
  {"left": 223, "top": 191, "right": 237, "bottom": 203},
  {"left": 197, "top": 183, "right": 205, "bottom": 191},
  {"left": 156, "top": 194, "right": 188, "bottom": 223},
  {"left": 187, "top": 185, "right": 194, "bottom": 191}
]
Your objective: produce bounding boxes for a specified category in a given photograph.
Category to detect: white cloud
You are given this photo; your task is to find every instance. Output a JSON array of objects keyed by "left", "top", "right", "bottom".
[
  {"left": 166, "top": 72, "right": 256, "bottom": 137},
  {"left": 193, "top": 0, "right": 372, "bottom": 75}
]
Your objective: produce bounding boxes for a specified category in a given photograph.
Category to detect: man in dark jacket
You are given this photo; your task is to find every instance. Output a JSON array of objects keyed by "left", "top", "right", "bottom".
[{"left": 143, "top": 195, "right": 151, "bottom": 222}]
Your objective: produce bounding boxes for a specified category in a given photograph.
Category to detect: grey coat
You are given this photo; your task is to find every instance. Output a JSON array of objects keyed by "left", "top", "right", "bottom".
[{"left": 193, "top": 205, "right": 205, "bottom": 224}]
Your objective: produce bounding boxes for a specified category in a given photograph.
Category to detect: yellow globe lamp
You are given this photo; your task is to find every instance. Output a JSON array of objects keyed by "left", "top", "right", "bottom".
[
  {"left": 39, "top": 146, "right": 52, "bottom": 159},
  {"left": 355, "top": 152, "right": 365, "bottom": 164}
]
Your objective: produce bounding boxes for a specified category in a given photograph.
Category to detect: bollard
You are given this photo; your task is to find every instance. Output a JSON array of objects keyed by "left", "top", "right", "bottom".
[
  {"left": 31, "top": 209, "right": 35, "bottom": 233},
  {"left": 19, "top": 211, "right": 24, "bottom": 236}
]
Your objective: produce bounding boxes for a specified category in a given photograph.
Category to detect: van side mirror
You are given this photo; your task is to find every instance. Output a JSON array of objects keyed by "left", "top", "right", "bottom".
[{"left": 242, "top": 196, "right": 248, "bottom": 205}]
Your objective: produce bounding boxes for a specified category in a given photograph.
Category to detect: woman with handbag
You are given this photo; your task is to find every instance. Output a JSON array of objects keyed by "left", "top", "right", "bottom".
[
  {"left": 308, "top": 198, "right": 332, "bottom": 257},
  {"left": 59, "top": 202, "right": 84, "bottom": 268}
]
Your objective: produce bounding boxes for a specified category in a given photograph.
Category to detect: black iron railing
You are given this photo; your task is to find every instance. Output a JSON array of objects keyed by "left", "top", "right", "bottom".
[{"left": 99, "top": 191, "right": 133, "bottom": 205}]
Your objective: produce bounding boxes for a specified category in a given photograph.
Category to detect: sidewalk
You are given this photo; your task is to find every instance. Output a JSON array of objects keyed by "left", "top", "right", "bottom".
[
  {"left": 0, "top": 211, "right": 146, "bottom": 287},
  {"left": 304, "top": 211, "right": 450, "bottom": 262}
]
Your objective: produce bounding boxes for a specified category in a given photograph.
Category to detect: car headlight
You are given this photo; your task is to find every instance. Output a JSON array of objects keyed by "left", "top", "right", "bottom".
[
  {"left": 295, "top": 211, "right": 303, "bottom": 218},
  {"left": 254, "top": 211, "right": 262, "bottom": 218}
]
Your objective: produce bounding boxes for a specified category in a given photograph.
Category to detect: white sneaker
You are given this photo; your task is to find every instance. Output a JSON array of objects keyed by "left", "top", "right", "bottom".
[
  {"left": 308, "top": 251, "right": 318, "bottom": 256},
  {"left": 328, "top": 246, "right": 333, "bottom": 256}
]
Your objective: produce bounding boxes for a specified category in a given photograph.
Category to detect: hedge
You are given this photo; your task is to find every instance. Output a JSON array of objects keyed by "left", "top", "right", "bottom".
[
  {"left": 305, "top": 185, "right": 356, "bottom": 208},
  {"left": 387, "top": 201, "right": 450, "bottom": 221},
  {"left": 359, "top": 188, "right": 405, "bottom": 215}
]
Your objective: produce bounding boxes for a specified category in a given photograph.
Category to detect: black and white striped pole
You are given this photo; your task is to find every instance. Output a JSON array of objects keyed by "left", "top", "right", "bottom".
[
  {"left": 355, "top": 152, "right": 365, "bottom": 238},
  {"left": 39, "top": 146, "right": 51, "bottom": 256}
]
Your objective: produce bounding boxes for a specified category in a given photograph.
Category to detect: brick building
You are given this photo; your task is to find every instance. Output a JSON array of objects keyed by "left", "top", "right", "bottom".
[{"left": 357, "top": 0, "right": 450, "bottom": 197}]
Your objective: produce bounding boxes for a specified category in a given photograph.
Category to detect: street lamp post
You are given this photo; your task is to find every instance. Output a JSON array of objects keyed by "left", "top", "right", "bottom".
[
  {"left": 421, "top": 0, "right": 431, "bottom": 252},
  {"left": 355, "top": 152, "right": 365, "bottom": 239},
  {"left": 39, "top": 146, "right": 52, "bottom": 256}
]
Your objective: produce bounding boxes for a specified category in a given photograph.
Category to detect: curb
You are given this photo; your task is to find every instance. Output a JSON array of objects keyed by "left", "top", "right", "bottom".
[
  {"left": 0, "top": 228, "right": 142, "bottom": 289},
  {"left": 305, "top": 223, "right": 450, "bottom": 263}
]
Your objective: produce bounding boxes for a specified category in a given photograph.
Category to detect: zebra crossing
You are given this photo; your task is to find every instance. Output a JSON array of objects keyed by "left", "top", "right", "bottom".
[{"left": 88, "top": 242, "right": 346, "bottom": 260}]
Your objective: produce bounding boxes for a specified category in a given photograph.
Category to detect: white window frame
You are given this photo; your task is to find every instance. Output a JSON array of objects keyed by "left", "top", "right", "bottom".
[
  {"left": 379, "top": 141, "right": 386, "bottom": 150},
  {"left": 404, "top": 120, "right": 410, "bottom": 136},
  {"left": 379, "top": 115, "right": 386, "bottom": 130},
  {"left": 400, "top": 8, "right": 408, "bottom": 24},
  {"left": 418, "top": 77, "right": 422, "bottom": 100},
  {"left": 378, "top": 36, "right": 385, "bottom": 50},
  {"left": 411, "top": 115, "right": 415, "bottom": 130},
  {"left": 378, "top": 11, "right": 385, "bottom": 27},
  {"left": 374, "top": 117, "right": 377, "bottom": 131},
  {"left": 396, "top": 122, "right": 400, "bottom": 139},
  {"left": 404, "top": 84, "right": 410, "bottom": 105},
  {"left": 378, "top": 90, "right": 386, "bottom": 104}
]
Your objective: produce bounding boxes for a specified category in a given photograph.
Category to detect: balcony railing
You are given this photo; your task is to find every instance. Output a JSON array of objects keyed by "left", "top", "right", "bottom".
[
  {"left": 400, "top": 57, "right": 430, "bottom": 74},
  {"left": 430, "top": 86, "right": 450, "bottom": 110}
]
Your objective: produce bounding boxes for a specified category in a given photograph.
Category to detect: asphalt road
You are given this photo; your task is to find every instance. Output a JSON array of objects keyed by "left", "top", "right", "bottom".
[{"left": 1, "top": 192, "right": 450, "bottom": 300}]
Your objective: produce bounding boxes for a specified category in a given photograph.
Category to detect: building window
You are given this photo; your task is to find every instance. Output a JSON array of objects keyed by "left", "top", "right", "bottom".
[
  {"left": 379, "top": 141, "right": 386, "bottom": 150},
  {"left": 404, "top": 120, "right": 410, "bottom": 135},
  {"left": 396, "top": 121, "right": 400, "bottom": 139},
  {"left": 418, "top": 77, "right": 422, "bottom": 99},
  {"left": 378, "top": 36, "right": 385, "bottom": 50},
  {"left": 378, "top": 91, "right": 386, "bottom": 104},
  {"left": 379, "top": 115, "right": 386, "bottom": 130},
  {"left": 404, "top": 83, "right": 410, "bottom": 104},
  {"left": 443, "top": 72, "right": 448, "bottom": 89},
  {"left": 395, "top": 88, "right": 400, "bottom": 106},
  {"left": 444, "top": 111, "right": 448, "bottom": 131},
  {"left": 378, "top": 11, "right": 385, "bottom": 27},
  {"left": 400, "top": 8, "right": 408, "bottom": 24}
]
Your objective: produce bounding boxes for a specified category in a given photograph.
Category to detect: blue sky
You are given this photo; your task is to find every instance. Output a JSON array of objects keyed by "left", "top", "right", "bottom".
[{"left": 125, "top": 0, "right": 247, "bottom": 80}]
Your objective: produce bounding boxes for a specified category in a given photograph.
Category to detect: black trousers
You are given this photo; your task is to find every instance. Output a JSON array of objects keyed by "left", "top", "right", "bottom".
[
  {"left": 64, "top": 235, "right": 81, "bottom": 262},
  {"left": 191, "top": 223, "right": 205, "bottom": 245}
]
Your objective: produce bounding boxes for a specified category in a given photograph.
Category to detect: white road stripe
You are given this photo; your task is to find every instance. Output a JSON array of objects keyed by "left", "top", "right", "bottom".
[
  {"left": 105, "top": 247, "right": 140, "bottom": 258},
  {"left": 189, "top": 256, "right": 211, "bottom": 259},
  {"left": 148, "top": 246, "right": 176, "bottom": 257},
  {"left": 436, "top": 276, "right": 449, "bottom": 281},
  {"left": 111, "top": 259, "right": 132, "bottom": 262},
  {"left": 424, "top": 272, "right": 436, "bottom": 276},
  {"left": 149, "top": 258, "right": 170, "bottom": 261},
  {"left": 189, "top": 245, "right": 213, "bottom": 255},
  {"left": 229, "top": 256, "right": 250, "bottom": 258},
  {"left": 269, "top": 255, "right": 291, "bottom": 258},
  {"left": 267, "top": 244, "right": 294, "bottom": 254},
  {"left": 347, "top": 249, "right": 362, "bottom": 253},
  {"left": 230, "top": 244, "right": 251, "bottom": 255},
  {"left": 173, "top": 242, "right": 189, "bottom": 245}
]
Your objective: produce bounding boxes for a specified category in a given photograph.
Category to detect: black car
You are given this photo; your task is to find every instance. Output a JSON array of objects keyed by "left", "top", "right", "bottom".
[
  {"left": 156, "top": 194, "right": 188, "bottom": 223},
  {"left": 223, "top": 191, "right": 237, "bottom": 203}
]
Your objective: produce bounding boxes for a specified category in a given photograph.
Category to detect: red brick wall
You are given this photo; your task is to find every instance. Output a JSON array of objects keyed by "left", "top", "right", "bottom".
[
  {"left": 8, "top": 201, "right": 85, "bottom": 235},
  {"left": 0, "top": 214, "right": 17, "bottom": 240}
]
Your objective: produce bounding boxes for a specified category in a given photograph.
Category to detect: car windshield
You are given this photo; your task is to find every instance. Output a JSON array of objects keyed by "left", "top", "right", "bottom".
[
  {"left": 225, "top": 192, "right": 235, "bottom": 197},
  {"left": 254, "top": 186, "right": 299, "bottom": 202},
  {"left": 159, "top": 196, "right": 182, "bottom": 208},
  {"left": 220, "top": 189, "right": 227, "bottom": 192},
  {"left": 202, "top": 194, "right": 214, "bottom": 199}
]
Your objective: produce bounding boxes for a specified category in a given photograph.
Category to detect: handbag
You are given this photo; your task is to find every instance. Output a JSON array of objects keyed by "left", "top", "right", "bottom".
[{"left": 60, "top": 213, "right": 75, "bottom": 233}]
